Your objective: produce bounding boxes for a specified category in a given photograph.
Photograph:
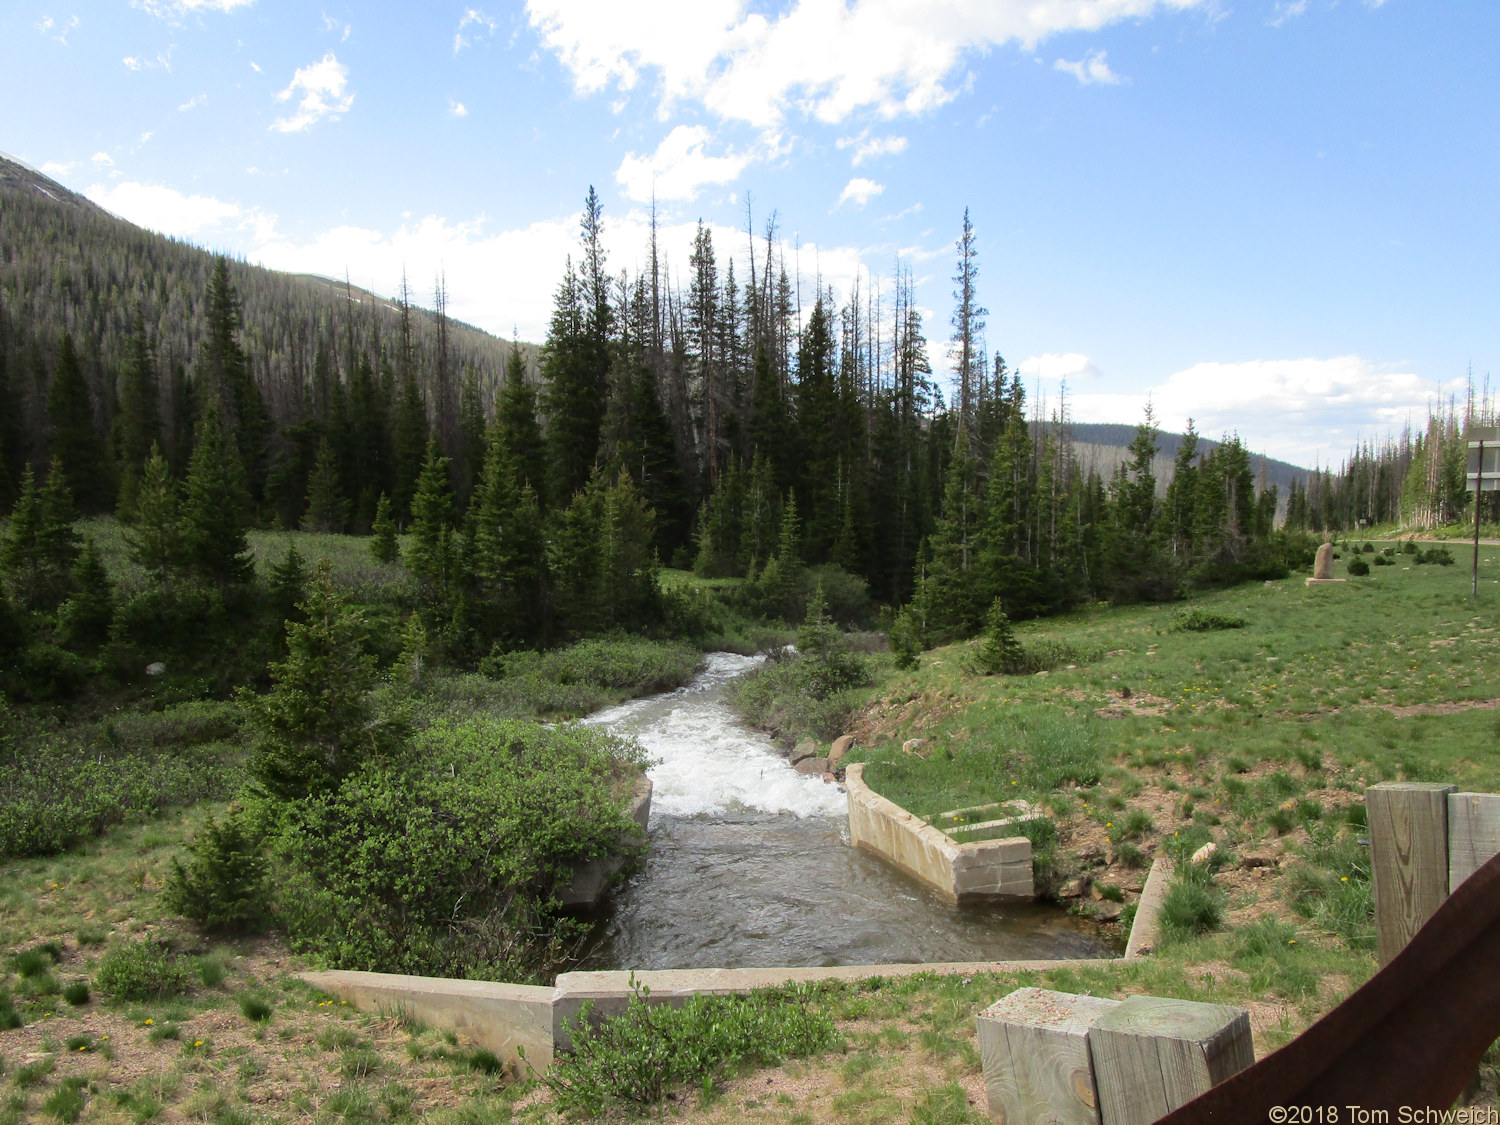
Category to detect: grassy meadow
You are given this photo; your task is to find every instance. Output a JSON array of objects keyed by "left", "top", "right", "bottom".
[{"left": 2, "top": 535, "right": 1498, "bottom": 1120}]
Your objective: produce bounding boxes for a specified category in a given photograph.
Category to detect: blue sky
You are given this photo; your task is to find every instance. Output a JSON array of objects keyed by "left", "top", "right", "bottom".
[{"left": 3, "top": 0, "right": 1496, "bottom": 467}]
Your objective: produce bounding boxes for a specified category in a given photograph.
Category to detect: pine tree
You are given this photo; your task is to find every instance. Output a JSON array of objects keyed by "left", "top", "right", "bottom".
[
  {"left": 199, "top": 257, "right": 269, "bottom": 495},
  {"left": 126, "top": 444, "right": 186, "bottom": 587},
  {"left": 1, "top": 461, "right": 79, "bottom": 612},
  {"left": 266, "top": 543, "right": 309, "bottom": 632},
  {"left": 391, "top": 359, "right": 429, "bottom": 524},
  {"left": 370, "top": 493, "right": 399, "bottom": 564},
  {"left": 917, "top": 430, "right": 986, "bottom": 639},
  {"left": 181, "top": 398, "right": 254, "bottom": 588},
  {"left": 57, "top": 534, "right": 114, "bottom": 649},
  {"left": 971, "top": 599, "right": 1025, "bottom": 675},
  {"left": 301, "top": 438, "right": 349, "bottom": 533},
  {"left": 48, "top": 334, "right": 113, "bottom": 512},
  {"left": 244, "top": 559, "right": 400, "bottom": 800},
  {"left": 495, "top": 343, "right": 547, "bottom": 499},
  {"left": 405, "top": 439, "right": 456, "bottom": 594},
  {"left": 112, "top": 314, "right": 161, "bottom": 516}
]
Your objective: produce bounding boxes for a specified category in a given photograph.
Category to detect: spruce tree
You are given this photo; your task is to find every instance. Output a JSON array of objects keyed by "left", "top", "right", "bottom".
[
  {"left": 972, "top": 599, "right": 1025, "bottom": 675},
  {"left": 113, "top": 314, "right": 162, "bottom": 511},
  {"left": 266, "top": 543, "right": 309, "bottom": 631},
  {"left": 57, "top": 534, "right": 114, "bottom": 649},
  {"left": 48, "top": 334, "right": 113, "bottom": 513},
  {"left": 495, "top": 344, "right": 547, "bottom": 498},
  {"left": 244, "top": 559, "right": 400, "bottom": 800},
  {"left": 301, "top": 438, "right": 349, "bottom": 533},
  {"left": 405, "top": 439, "right": 456, "bottom": 594},
  {"left": 126, "top": 444, "right": 185, "bottom": 587},
  {"left": 391, "top": 363, "right": 429, "bottom": 524},
  {"left": 181, "top": 398, "right": 254, "bottom": 588},
  {"left": 370, "top": 493, "right": 399, "bottom": 564},
  {"left": 199, "top": 257, "right": 269, "bottom": 493},
  {"left": 1, "top": 461, "right": 79, "bottom": 612}
]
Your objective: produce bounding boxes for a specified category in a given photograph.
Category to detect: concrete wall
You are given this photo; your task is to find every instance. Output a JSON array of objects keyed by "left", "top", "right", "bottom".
[
  {"left": 300, "top": 970, "right": 555, "bottom": 1078},
  {"left": 845, "top": 763, "right": 1033, "bottom": 902}
]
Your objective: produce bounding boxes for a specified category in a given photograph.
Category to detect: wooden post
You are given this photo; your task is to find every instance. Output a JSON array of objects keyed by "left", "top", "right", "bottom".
[
  {"left": 1366, "top": 782, "right": 1456, "bottom": 965},
  {"left": 1448, "top": 792, "right": 1500, "bottom": 894},
  {"left": 1087, "top": 996, "right": 1253, "bottom": 1125},
  {"left": 977, "top": 988, "right": 1119, "bottom": 1125}
]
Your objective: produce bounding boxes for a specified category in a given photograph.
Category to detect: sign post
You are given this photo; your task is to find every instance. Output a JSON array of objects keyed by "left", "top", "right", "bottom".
[{"left": 1467, "top": 426, "right": 1499, "bottom": 598}]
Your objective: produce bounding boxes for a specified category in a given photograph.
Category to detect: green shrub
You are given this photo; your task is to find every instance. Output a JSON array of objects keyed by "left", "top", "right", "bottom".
[
  {"left": 268, "top": 717, "right": 647, "bottom": 982},
  {"left": 1414, "top": 546, "right": 1455, "bottom": 566},
  {"left": 1115, "top": 842, "right": 1146, "bottom": 868},
  {"left": 0, "top": 991, "right": 21, "bottom": 1030},
  {"left": 237, "top": 995, "right": 273, "bottom": 1023},
  {"left": 547, "top": 984, "right": 840, "bottom": 1115},
  {"left": 1372, "top": 554, "right": 1393, "bottom": 566},
  {"left": 61, "top": 980, "right": 90, "bottom": 1006},
  {"left": 42, "top": 1079, "right": 86, "bottom": 1124},
  {"left": 94, "top": 941, "right": 192, "bottom": 1002},
  {"left": 731, "top": 593, "right": 872, "bottom": 741},
  {"left": 1159, "top": 871, "right": 1224, "bottom": 943},
  {"left": 1121, "top": 809, "right": 1153, "bottom": 840},
  {"left": 1346, "top": 556, "right": 1370, "bottom": 576},
  {"left": 161, "top": 806, "right": 270, "bottom": 934},
  {"left": 1173, "top": 608, "right": 1248, "bottom": 632}
]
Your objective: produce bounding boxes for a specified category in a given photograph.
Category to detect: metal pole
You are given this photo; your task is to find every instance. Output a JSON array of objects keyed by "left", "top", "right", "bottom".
[{"left": 1475, "top": 438, "right": 1484, "bottom": 599}]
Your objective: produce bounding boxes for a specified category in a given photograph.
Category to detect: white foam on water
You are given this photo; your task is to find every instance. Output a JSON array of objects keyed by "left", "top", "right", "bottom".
[{"left": 580, "top": 652, "right": 847, "bottom": 820}]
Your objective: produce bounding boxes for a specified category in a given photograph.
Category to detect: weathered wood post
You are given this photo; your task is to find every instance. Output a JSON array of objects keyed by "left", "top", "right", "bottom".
[
  {"left": 1087, "top": 996, "right": 1253, "bottom": 1125},
  {"left": 1447, "top": 791, "right": 1500, "bottom": 893},
  {"left": 1366, "top": 782, "right": 1456, "bottom": 965},
  {"left": 976, "top": 988, "right": 1120, "bottom": 1124}
]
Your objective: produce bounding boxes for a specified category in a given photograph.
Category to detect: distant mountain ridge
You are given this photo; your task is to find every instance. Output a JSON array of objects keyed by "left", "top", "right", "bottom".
[
  {"left": 1058, "top": 422, "right": 1308, "bottom": 503},
  {"left": 0, "top": 153, "right": 536, "bottom": 424}
]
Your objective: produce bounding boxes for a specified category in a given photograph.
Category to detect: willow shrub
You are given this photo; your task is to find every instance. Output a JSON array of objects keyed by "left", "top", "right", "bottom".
[
  {"left": 548, "top": 982, "right": 841, "bottom": 1115},
  {"left": 264, "top": 716, "right": 648, "bottom": 982}
]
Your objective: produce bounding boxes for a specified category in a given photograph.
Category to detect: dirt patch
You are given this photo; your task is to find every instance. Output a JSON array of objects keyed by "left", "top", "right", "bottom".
[{"left": 1377, "top": 697, "right": 1500, "bottom": 718}]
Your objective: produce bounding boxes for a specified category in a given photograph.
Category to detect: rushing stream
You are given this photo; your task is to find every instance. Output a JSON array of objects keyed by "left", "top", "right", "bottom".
[{"left": 576, "top": 653, "right": 1111, "bottom": 970}]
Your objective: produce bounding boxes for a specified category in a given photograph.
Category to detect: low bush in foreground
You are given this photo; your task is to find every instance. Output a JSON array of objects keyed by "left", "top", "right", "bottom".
[
  {"left": 94, "top": 940, "right": 193, "bottom": 1002},
  {"left": 1172, "top": 608, "right": 1248, "bottom": 632},
  {"left": 0, "top": 701, "right": 242, "bottom": 858},
  {"left": 265, "top": 716, "right": 649, "bottom": 982},
  {"left": 547, "top": 983, "right": 842, "bottom": 1115}
]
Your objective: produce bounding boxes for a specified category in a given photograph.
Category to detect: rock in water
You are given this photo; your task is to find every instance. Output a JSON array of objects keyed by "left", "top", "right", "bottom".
[
  {"left": 828, "top": 734, "right": 856, "bottom": 767},
  {"left": 789, "top": 739, "right": 819, "bottom": 765}
]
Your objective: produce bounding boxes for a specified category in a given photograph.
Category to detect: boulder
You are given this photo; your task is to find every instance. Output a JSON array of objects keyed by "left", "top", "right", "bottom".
[
  {"left": 828, "top": 734, "right": 856, "bottom": 767},
  {"left": 789, "top": 739, "right": 819, "bottom": 765},
  {"left": 795, "top": 756, "right": 830, "bottom": 776},
  {"left": 1191, "top": 841, "right": 1219, "bottom": 866},
  {"left": 145, "top": 661, "right": 167, "bottom": 677},
  {"left": 1240, "top": 854, "right": 1275, "bottom": 869},
  {"left": 1058, "top": 876, "right": 1088, "bottom": 899},
  {"left": 1313, "top": 542, "right": 1336, "bottom": 579},
  {"left": 1093, "top": 901, "right": 1125, "bottom": 923},
  {"left": 902, "top": 738, "right": 927, "bottom": 756}
]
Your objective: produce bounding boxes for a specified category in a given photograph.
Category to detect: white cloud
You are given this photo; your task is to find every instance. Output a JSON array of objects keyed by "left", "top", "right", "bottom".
[
  {"left": 41, "top": 160, "right": 79, "bottom": 178},
  {"left": 1269, "top": 0, "right": 1309, "bottom": 27},
  {"left": 84, "top": 180, "right": 275, "bottom": 242},
  {"left": 527, "top": 0, "right": 1197, "bottom": 129},
  {"left": 836, "top": 177, "right": 884, "bottom": 208},
  {"left": 270, "top": 52, "right": 353, "bottom": 133},
  {"left": 448, "top": 100, "right": 468, "bottom": 117},
  {"left": 320, "top": 13, "right": 351, "bottom": 40},
  {"left": 134, "top": 0, "right": 253, "bottom": 19},
  {"left": 1066, "top": 355, "right": 1464, "bottom": 466},
  {"left": 454, "top": 7, "right": 500, "bottom": 52},
  {"left": 837, "top": 131, "right": 908, "bottom": 167},
  {"left": 249, "top": 60, "right": 261, "bottom": 72},
  {"left": 178, "top": 93, "right": 205, "bottom": 111},
  {"left": 1019, "top": 352, "right": 1102, "bottom": 381},
  {"left": 1054, "top": 49, "right": 1122, "bottom": 85},
  {"left": 36, "top": 15, "right": 81, "bottom": 44},
  {"left": 123, "top": 47, "right": 173, "bottom": 71},
  {"left": 91, "top": 152, "right": 114, "bottom": 166},
  {"left": 615, "top": 125, "right": 753, "bottom": 202}
]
